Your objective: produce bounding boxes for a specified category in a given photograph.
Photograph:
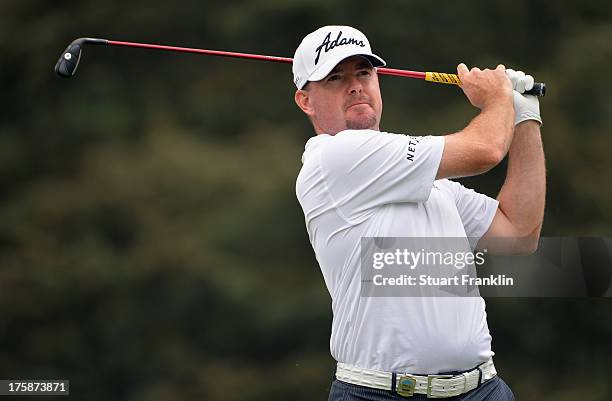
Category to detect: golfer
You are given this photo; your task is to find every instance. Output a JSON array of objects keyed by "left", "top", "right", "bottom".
[{"left": 293, "top": 26, "right": 545, "bottom": 400}]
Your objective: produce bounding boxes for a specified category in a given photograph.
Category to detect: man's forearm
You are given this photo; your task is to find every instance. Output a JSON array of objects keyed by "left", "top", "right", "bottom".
[
  {"left": 436, "top": 102, "right": 514, "bottom": 179},
  {"left": 497, "top": 121, "right": 546, "bottom": 237}
]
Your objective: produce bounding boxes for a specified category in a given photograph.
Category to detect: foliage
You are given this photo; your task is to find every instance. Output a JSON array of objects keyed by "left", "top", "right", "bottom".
[{"left": 1, "top": 1, "right": 611, "bottom": 400}]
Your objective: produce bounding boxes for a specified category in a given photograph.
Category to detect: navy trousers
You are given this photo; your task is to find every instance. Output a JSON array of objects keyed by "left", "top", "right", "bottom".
[{"left": 328, "top": 376, "right": 515, "bottom": 401}]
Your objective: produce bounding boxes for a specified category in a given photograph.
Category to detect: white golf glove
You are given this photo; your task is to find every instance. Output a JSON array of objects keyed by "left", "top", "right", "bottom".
[{"left": 506, "top": 68, "right": 542, "bottom": 126}]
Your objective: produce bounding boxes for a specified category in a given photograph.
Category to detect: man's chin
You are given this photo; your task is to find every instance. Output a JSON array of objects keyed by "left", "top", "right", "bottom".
[{"left": 346, "top": 115, "right": 378, "bottom": 130}]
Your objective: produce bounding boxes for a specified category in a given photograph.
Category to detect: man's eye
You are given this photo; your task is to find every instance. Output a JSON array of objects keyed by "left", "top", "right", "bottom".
[
  {"left": 327, "top": 75, "right": 340, "bottom": 82},
  {"left": 358, "top": 70, "right": 372, "bottom": 76}
]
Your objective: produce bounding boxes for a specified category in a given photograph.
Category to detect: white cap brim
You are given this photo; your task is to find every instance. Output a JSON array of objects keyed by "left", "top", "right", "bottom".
[{"left": 302, "top": 53, "right": 386, "bottom": 88}]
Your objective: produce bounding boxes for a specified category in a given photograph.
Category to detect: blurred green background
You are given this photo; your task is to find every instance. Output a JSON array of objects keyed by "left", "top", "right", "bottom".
[{"left": 1, "top": 0, "right": 611, "bottom": 400}]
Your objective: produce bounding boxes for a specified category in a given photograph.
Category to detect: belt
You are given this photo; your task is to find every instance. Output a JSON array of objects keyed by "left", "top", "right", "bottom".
[{"left": 335, "top": 359, "right": 497, "bottom": 398}]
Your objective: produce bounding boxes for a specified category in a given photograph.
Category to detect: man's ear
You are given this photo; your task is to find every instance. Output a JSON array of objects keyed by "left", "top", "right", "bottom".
[{"left": 294, "top": 89, "right": 315, "bottom": 116}]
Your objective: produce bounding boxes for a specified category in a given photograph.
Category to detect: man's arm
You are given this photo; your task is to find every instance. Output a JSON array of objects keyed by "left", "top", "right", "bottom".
[
  {"left": 436, "top": 64, "right": 514, "bottom": 180},
  {"left": 481, "top": 120, "right": 546, "bottom": 253}
]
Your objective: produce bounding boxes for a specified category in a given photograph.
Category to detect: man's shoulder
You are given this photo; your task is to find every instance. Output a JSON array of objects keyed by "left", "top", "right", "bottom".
[
  {"left": 329, "top": 129, "right": 382, "bottom": 145},
  {"left": 322, "top": 129, "right": 413, "bottom": 153},
  {"left": 334, "top": 129, "right": 400, "bottom": 140},
  {"left": 336, "top": 128, "right": 384, "bottom": 136}
]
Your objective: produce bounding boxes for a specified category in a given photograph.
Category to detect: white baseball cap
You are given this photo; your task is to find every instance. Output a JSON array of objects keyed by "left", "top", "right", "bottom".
[{"left": 292, "top": 25, "right": 386, "bottom": 89}]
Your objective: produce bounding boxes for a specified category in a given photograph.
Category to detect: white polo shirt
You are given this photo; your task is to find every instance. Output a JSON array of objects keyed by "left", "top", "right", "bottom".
[{"left": 295, "top": 129, "right": 499, "bottom": 374}]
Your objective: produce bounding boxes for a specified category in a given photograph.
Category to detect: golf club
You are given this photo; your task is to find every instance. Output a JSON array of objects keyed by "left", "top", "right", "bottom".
[{"left": 54, "top": 37, "right": 546, "bottom": 96}]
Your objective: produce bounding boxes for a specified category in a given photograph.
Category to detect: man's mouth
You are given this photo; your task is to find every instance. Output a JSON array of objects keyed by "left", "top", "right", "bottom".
[{"left": 346, "top": 102, "right": 371, "bottom": 110}]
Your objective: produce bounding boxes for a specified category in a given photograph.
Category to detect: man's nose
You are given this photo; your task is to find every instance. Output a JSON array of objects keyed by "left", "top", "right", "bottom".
[{"left": 348, "top": 76, "right": 363, "bottom": 95}]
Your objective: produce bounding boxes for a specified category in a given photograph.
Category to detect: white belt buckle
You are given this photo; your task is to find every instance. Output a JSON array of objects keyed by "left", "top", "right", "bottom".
[{"left": 427, "top": 374, "right": 454, "bottom": 398}]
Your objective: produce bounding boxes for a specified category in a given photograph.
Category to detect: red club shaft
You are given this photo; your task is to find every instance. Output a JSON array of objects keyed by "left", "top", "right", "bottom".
[{"left": 106, "top": 40, "right": 427, "bottom": 80}]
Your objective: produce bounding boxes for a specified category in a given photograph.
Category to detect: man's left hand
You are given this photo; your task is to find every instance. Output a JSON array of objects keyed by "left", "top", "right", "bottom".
[{"left": 506, "top": 68, "right": 542, "bottom": 126}]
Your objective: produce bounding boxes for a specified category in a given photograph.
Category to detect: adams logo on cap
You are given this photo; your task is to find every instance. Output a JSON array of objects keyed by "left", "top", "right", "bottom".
[{"left": 314, "top": 31, "right": 366, "bottom": 65}]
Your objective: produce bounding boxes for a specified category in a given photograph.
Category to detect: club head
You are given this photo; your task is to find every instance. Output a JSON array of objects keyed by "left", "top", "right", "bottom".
[
  {"left": 54, "top": 38, "right": 86, "bottom": 77},
  {"left": 54, "top": 38, "right": 107, "bottom": 78}
]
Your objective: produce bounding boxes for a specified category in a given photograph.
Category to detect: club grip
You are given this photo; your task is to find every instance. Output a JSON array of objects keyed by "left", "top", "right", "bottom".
[
  {"left": 425, "top": 72, "right": 546, "bottom": 97},
  {"left": 524, "top": 82, "right": 546, "bottom": 97}
]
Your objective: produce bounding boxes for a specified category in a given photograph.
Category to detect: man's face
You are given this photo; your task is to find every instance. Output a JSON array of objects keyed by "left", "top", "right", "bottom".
[{"left": 295, "top": 56, "right": 383, "bottom": 135}]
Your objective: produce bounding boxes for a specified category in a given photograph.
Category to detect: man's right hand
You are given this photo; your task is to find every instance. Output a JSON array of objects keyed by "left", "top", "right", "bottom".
[
  {"left": 457, "top": 63, "right": 513, "bottom": 110},
  {"left": 435, "top": 64, "right": 515, "bottom": 180}
]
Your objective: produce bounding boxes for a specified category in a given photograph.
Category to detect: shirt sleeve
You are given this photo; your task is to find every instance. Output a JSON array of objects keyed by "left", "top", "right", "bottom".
[
  {"left": 319, "top": 129, "right": 444, "bottom": 223},
  {"left": 442, "top": 179, "right": 500, "bottom": 245}
]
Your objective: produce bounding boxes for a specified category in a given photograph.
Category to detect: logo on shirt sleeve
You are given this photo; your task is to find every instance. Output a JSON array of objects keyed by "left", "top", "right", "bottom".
[{"left": 405, "top": 135, "right": 421, "bottom": 162}]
